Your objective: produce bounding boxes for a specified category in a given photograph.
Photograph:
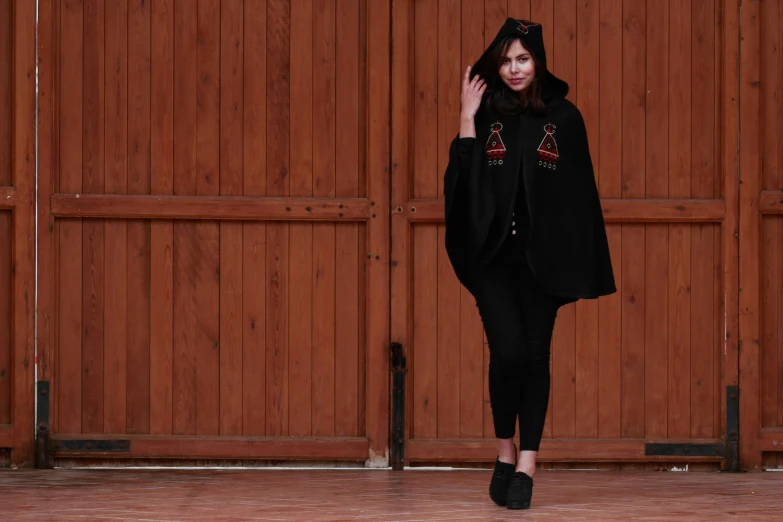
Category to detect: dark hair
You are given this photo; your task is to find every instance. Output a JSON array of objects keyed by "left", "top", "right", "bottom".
[{"left": 480, "top": 35, "right": 547, "bottom": 116}]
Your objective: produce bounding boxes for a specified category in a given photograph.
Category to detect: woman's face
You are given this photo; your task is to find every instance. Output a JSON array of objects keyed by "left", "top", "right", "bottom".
[{"left": 498, "top": 39, "right": 536, "bottom": 92}]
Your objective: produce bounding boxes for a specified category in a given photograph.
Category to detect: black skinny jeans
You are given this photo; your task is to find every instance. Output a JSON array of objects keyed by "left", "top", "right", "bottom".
[{"left": 472, "top": 259, "right": 563, "bottom": 451}]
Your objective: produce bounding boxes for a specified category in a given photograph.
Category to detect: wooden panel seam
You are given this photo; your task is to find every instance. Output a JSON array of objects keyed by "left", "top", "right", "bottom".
[
  {"left": 50, "top": 194, "right": 373, "bottom": 220},
  {"left": 404, "top": 199, "right": 727, "bottom": 222}
]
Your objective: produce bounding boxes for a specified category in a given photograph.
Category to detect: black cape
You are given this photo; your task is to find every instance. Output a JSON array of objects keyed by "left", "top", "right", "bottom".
[{"left": 444, "top": 18, "right": 616, "bottom": 301}]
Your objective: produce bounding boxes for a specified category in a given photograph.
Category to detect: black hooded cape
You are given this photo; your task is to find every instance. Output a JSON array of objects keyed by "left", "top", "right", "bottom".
[{"left": 444, "top": 18, "right": 616, "bottom": 301}]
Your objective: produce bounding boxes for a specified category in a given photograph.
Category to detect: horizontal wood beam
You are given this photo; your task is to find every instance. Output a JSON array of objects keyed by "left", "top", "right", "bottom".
[
  {"left": 0, "top": 186, "right": 14, "bottom": 209},
  {"left": 0, "top": 426, "right": 14, "bottom": 448},
  {"left": 405, "top": 438, "right": 726, "bottom": 463},
  {"left": 49, "top": 435, "right": 370, "bottom": 460},
  {"left": 758, "top": 428, "right": 783, "bottom": 452},
  {"left": 403, "top": 199, "right": 726, "bottom": 223},
  {"left": 51, "top": 194, "right": 374, "bottom": 221},
  {"left": 759, "top": 191, "right": 783, "bottom": 214}
]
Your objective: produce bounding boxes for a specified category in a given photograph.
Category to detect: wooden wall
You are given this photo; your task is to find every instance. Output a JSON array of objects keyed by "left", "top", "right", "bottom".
[
  {"left": 37, "top": 0, "right": 391, "bottom": 464},
  {"left": 0, "top": 0, "right": 36, "bottom": 466},
  {"left": 392, "top": 0, "right": 738, "bottom": 465}
]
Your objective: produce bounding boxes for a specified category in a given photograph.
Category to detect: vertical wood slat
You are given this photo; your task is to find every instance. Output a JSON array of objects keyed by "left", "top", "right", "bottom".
[
  {"left": 739, "top": 0, "right": 762, "bottom": 470},
  {"left": 81, "top": 0, "right": 106, "bottom": 436},
  {"left": 667, "top": 0, "right": 692, "bottom": 440},
  {"left": 436, "top": 0, "right": 461, "bottom": 440},
  {"left": 172, "top": 0, "right": 198, "bottom": 436},
  {"left": 126, "top": 0, "right": 152, "bottom": 436},
  {"left": 195, "top": 0, "right": 221, "bottom": 437},
  {"left": 103, "top": 0, "right": 128, "bottom": 435},
  {"left": 0, "top": 0, "right": 12, "bottom": 428},
  {"left": 312, "top": 0, "right": 337, "bottom": 438},
  {"left": 644, "top": 0, "right": 669, "bottom": 442},
  {"left": 620, "top": 0, "right": 646, "bottom": 440},
  {"left": 597, "top": 0, "right": 623, "bottom": 441},
  {"left": 58, "top": 0, "right": 85, "bottom": 435},
  {"left": 266, "top": 0, "right": 291, "bottom": 437},
  {"left": 219, "top": 0, "right": 244, "bottom": 437},
  {"left": 242, "top": 0, "right": 268, "bottom": 437},
  {"left": 335, "top": 0, "right": 362, "bottom": 438},
  {"left": 412, "top": 0, "right": 438, "bottom": 441},
  {"left": 288, "top": 0, "right": 314, "bottom": 438},
  {"left": 149, "top": 0, "right": 175, "bottom": 437},
  {"left": 11, "top": 0, "right": 37, "bottom": 464}
]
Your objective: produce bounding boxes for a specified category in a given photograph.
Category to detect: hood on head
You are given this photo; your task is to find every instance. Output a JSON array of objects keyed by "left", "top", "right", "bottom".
[{"left": 470, "top": 18, "right": 569, "bottom": 101}]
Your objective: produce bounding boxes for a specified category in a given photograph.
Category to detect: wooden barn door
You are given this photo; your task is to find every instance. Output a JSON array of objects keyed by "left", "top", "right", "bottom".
[
  {"left": 0, "top": 0, "right": 36, "bottom": 467},
  {"left": 391, "top": 0, "right": 741, "bottom": 468},
  {"left": 739, "top": 0, "right": 783, "bottom": 471},
  {"left": 37, "top": 0, "right": 391, "bottom": 465}
]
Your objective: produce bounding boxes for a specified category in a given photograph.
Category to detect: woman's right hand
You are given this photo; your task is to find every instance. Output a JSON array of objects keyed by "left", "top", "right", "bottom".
[{"left": 461, "top": 66, "right": 486, "bottom": 120}]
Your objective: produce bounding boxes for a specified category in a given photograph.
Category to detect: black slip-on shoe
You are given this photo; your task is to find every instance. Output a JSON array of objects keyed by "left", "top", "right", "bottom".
[
  {"left": 488, "top": 458, "right": 515, "bottom": 506},
  {"left": 506, "top": 471, "right": 534, "bottom": 510}
]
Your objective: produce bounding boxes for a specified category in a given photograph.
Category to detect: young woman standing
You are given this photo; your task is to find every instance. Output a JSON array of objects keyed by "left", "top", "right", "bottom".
[{"left": 443, "top": 19, "right": 617, "bottom": 510}]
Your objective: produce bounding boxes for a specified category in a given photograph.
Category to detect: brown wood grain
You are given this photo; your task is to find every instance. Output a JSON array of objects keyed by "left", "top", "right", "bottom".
[
  {"left": 149, "top": 0, "right": 175, "bottom": 437},
  {"left": 0, "top": 0, "right": 10, "bottom": 189},
  {"left": 219, "top": 0, "right": 244, "bottom": 437},
  {"left": 241, "top": 0, "right": 268, "bottom": 438},
  {"left": 0, "top": 211, "right": 9, "bottom": 425}
]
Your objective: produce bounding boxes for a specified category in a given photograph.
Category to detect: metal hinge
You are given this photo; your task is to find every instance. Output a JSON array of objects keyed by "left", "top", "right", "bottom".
[{"left": 644, "top": 386, "right": 740, "bottom": 471}]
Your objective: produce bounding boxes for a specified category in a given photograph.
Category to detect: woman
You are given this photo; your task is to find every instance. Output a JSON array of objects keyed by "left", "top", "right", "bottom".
[{"left": 443, "top": 19, "right": 616, "bottom": 510}]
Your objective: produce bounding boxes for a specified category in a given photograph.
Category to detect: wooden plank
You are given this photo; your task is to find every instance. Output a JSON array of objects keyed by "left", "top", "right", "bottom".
[
  {"left": 0, "top": 426, "right": 12, "bottom": 448},
  {"left": 738, "top": 0, "right": 762, "bottom": 471},
  {"left": 485, "top": 0, "right": 507, "bottom": 44},
  {"left": 759, "top": 428, "right": 783, "bottom": 451},
  {"left": 0, "top": 211, "right": 9, "bottom": 425},
  {"left": 0, "top": 188, "right": 13, "bottom": 208},
  {"left": 219, "top": 0, "right": 244, "bottom": 437},
  {"left": 312, "top": 0, "right": 338, "bottom": 439},
  {"left": 690, "top": 0, "right": 717, "bottom": 440},
  {"left": 287, "top": 0, "right": 314, "bottom": 438},
  {"left": 266, "top": 0, "right": 291, "bottom": 438},
  {"left": 52, "top": 194, "right": 373, "bottom": 220},
  {"left": 405, "top": 438, "right": 726, "bottom": 463},
  {"left": 172, "top": 0, "right": 198, "bottom": 436},
  {"left": 667, "top": 0, "right": 692, "bottom": 440},
  {"left": 759, "top": 191, "right": 783, "bottom": 214},
  {"left": 366, "top": 0, "right": 391, "bottom": 464},
  {"left": 620, "top": 0, "right": 646, "bottom": 440},
  {"left": 458, "top": 0, "right": 485, "bottom": 441},
  {"left": 551, "top": 0, "right": 578, "bottom": 440},
  {"left": 0, "top": 0, "right": 10, "bottom": 188},
  {"left": 404, "top": 198, "right": 726, "bottom": 223},
  {"left": 242, "top": 0, "right": 268, "bottom": 437},
  {"left": 195, "top": 0, "right": 221, "bottom": 437},
  {"left": 49, "top": 435, "right": 370, "bottom": 460},
  {"left": 530, "top": 0, "right": 553, "bottom": 61},
  {"left": 435, "top": 0, "right": 461, "bottom": 440},
  {"left": 412, "top": 0, "right": 438, "bottom": 442},
  {"left": 574, "top": 0, "right": 601, "bottom": 440},
  {"left": 721, "top": 0, "right": 740, "bottom": 451},
  {"left": 597, "top": 0, "right": 623, "bottom": 441},
  {"left": 508, "top": 0, "right": 531, "bottom": 20},
  {"left": 103, "top": 0, "right": 128, "bottom": 436},
  {"left": 7, "top": 0, "right": 38, "bottom": 462},
  {"left": 149, "top": 0, "right": 175, "bottom": 436},
  {"left": 334, "top": 0, "right": 361, "bottom": 438},
  {"left": 126, "top": 0, "right": 152, "bottom": 437},
  {"left": 81, "top": 0, "right": 106, "bottom": 436},
  {"left": 644, "top": 0, "right": 669, "bottom": 442}
]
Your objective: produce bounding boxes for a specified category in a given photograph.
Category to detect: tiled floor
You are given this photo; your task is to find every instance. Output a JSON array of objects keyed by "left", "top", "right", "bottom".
[{"left": 0, "top": 467, "right": 781, "bottom": 521}]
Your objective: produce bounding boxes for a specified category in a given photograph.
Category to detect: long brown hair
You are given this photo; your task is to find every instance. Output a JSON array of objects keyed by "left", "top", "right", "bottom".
[{"left": 481, "top": 35, "right": 547, "bottom": 116}]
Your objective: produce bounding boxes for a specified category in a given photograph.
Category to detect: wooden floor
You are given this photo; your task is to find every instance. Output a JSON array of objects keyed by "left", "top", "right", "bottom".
[{"left": 0, "top": 468, "right": 781, "bottom": 520}]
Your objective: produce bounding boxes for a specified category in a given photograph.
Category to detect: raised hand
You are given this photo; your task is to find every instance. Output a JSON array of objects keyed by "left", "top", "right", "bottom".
[{"left": 461, "top": 66, "right": 487, "bottom": 120}]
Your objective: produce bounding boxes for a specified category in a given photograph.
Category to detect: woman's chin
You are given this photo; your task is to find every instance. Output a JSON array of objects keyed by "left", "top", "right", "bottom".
[{"left": 504, "top": 81, "right": 529, "bottom": 92}]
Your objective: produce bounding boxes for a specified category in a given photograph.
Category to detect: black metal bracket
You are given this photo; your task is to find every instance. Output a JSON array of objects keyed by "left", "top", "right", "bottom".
[
  {"left": 390, "top": 342, "right": 407, "bottom": 470},
  {"left": 644, "top": 385, "right": 740, "bottom": 472},
  {"left": 34, "top": 381, "right": 53, "bottom": 469},
  {"left": 50, "top": 439, "right": 131, "bottom": 453}
]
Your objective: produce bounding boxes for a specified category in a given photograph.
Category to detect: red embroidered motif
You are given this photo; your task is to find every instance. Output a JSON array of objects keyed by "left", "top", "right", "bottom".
[
  {"left": 486, "top": 122, "right": 506, "bottom": 166},
  {"left": 537, "top": 123, "right": 558, "bottom": 170},
  {"left": 516, "top": 20, "right": 540, "bottom": 34}
]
